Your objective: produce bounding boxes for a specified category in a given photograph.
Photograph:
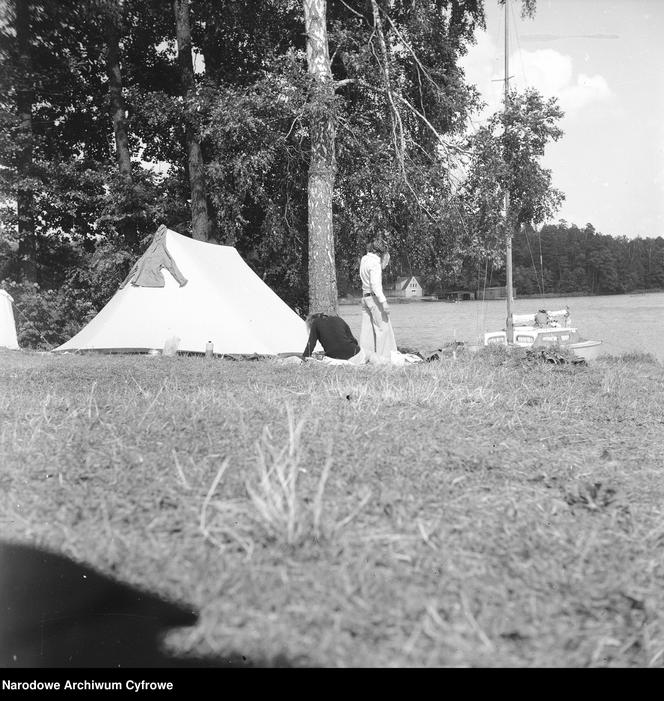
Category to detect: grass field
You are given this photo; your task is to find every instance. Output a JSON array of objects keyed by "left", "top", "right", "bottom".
[{"left": 2, "top": 348, "right": 664, "bottom": 667}]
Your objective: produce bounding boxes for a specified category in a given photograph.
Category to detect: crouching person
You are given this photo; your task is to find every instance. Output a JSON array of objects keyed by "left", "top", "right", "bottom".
[{"left": 303, "top": 312, "right": 379, "bottom": 365}]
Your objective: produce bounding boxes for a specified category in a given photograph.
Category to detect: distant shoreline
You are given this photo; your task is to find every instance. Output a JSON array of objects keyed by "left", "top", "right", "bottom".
[{"left": 338, "top": 288, "right": 664, "bottom": 305}]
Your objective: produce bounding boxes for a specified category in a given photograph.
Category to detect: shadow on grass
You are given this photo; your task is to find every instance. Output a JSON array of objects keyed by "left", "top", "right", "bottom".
[{"left": 0, "top": 541, "right": 293, "bottom": 668}]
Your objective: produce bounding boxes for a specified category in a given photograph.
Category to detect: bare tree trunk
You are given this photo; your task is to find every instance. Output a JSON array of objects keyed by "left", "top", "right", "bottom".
[
  {"left": 173, "top": 0, "right": 210, "bottom": 242},
  {"left": 103, "top": 4, "right": 143, "bottom": 247},
  {"left": 15, "top": 0, "right": 36, "bottom": 282},
  {"left": 105, "top": 10, "right": 132, "bottom": 179},
  {"left": 303, "top": 0, "right": 338, "bottom": 315}
]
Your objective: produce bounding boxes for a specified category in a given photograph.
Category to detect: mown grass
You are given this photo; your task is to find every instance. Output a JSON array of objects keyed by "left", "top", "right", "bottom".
[{"left": 1, "top": 348, "right": 664, "bottom": 668}]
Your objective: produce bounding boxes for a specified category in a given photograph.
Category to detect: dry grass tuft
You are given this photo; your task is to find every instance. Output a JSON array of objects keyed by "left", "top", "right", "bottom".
[
  {"left": 245, "top": 406, "right": 326, "bottom": 546},
  {"left": 199, "top": 407, "right": 371, "bottom": 553}
]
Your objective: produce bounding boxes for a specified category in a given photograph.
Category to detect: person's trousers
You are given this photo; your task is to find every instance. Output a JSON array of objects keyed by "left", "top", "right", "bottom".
[{"left": 359, "top": 296, "right": 397, "bottom": 359}]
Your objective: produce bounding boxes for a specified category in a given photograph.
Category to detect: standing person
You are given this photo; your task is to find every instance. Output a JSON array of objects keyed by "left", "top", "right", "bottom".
[{"left": 359, "top": 238, "right": 397, "bottom": 359}]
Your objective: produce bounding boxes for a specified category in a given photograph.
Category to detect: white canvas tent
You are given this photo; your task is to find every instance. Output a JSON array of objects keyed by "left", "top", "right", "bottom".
[
  {"left": 55, "top": 226, "right": 309, "bottom": 356},
  {"left": 0, "top": 289, "right": 20, "bottom": 350}
]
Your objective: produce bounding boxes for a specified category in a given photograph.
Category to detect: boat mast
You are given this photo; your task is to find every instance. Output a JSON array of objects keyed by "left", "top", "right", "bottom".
[{"left": 504, "top": 0, "right": 514, "bottom": 343}]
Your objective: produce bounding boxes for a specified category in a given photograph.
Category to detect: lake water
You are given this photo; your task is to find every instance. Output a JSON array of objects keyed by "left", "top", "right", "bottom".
[{"left": 340, "top": 292, "right": 664, "bottom": 362}]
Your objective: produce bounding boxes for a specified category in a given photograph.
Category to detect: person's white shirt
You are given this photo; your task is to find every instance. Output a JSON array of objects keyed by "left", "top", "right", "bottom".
[{"left": 359, "top": 252, "right": 387, "bottom": 304}]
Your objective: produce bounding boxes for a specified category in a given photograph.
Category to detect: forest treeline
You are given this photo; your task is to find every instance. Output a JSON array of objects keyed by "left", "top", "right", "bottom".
[{"left": 417, "top": 222, "right": 664, "bottom": 298}]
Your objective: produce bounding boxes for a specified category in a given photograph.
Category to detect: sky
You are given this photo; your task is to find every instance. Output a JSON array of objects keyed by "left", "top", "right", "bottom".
[{"left": 459, "top": 0, "right": 664, "bottom": 239}]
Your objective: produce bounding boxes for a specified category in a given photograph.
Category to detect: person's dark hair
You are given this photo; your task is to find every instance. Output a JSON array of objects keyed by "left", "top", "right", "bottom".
[{"left": 367, "top": 237, "right": 388, "bottom": 255}]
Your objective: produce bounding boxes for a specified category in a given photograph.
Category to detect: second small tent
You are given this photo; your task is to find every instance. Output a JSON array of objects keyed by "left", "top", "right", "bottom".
[{"left": 0, "top": 290, "right": 19, "bottom": 350}]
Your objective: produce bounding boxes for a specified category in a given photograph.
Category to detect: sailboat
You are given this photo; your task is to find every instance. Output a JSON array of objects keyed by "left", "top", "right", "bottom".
[
  {"left": 484, "top": 307, "right": 603, "bottom": 361},
  {"left": 481, "top": 0, "right": 603, "bottom": 362}
]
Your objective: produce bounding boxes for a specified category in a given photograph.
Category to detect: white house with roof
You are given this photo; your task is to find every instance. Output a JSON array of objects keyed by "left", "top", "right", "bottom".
[{"left": 388, "top": 275, "right": 423, "bottom": 298}]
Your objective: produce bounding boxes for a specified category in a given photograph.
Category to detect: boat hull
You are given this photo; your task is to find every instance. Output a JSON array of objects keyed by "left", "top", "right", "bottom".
[
  {"left": 567, "top": 340, "right": 603, "bottom": 361},
  {"left": 483, "top": 327, "right": 603, "bottom": 361}
]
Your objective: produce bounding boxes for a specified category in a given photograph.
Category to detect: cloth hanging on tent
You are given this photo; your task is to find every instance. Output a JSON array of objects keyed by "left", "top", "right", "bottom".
[{"left": 120, "top": 225, "right": 188, "bottom": 289}]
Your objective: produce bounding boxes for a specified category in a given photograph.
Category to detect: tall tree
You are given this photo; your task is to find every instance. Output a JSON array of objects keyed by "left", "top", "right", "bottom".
[
  {"left": 173, "top": 0, "right": 209, "bottom": 241},
  {"left": 460, "top": 87, "right": 564, "bottom": 272},
  {"left": 14, "top": 0, "right": 36, "bottom": 281},
  {"left": 303, "top": 0, "right": 337, "bottom": 314},
  {"left": 104, "top": 1, "right": 132, "bottom": 179}
]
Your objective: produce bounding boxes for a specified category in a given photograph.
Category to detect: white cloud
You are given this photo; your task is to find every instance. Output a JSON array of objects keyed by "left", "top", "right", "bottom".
[
  {"left": 511, "top": 49, "right": 612, "bottom": 115},
  {"left": 461, "top": 36, "right": 612, "bottom": 123},
  {"left": 511, "top": 49, "right": 573, "bottom": 98}
]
